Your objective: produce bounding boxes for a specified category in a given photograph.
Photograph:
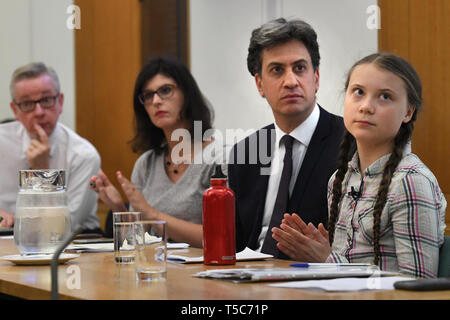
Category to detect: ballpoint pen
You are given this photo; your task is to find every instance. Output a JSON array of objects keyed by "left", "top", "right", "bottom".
[
  {"left": 290, "top": 263, "right": 309, "bottom": 268},
  {"left": 290, "top": 262, "right": 373, "bottom": 268}
]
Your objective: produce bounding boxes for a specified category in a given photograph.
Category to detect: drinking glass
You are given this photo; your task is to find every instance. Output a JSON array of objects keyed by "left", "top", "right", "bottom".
[
  {"left": 133, "top": 220, "right": 167, "bottom": 281},
  {"left": 113, "top": 212, "right": 142, "bottom": 263}
]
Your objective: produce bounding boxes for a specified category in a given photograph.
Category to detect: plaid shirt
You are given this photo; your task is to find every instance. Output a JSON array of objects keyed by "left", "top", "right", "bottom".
[{"left": 326, "top": 144, "right": 447, "bottom": 278}]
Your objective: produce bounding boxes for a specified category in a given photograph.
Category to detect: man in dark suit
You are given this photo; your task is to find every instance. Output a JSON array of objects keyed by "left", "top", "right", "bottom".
[{"left": 228, "top": 18, "right": 344, "bottom": 259}]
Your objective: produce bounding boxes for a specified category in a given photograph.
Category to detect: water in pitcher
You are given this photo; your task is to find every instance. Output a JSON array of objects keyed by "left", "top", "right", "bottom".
[{"left": 14, "top": 206, "right": 71, "bottom": 254}]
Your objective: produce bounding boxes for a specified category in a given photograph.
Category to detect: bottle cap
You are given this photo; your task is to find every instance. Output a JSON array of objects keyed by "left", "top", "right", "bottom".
[
  {"left": 211, "top": 164, "right": 226, "bottom": 179},
  {"left": 19, "top": 169, "right": 66, "bottom": 191}
]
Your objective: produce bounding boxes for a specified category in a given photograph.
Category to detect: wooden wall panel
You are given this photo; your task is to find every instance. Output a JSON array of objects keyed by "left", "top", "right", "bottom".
[
  {"left": 75, "top": 0, "right": 142, "bottom": 228},
  {"left": 141, "top": 0, "right": 188, "bottom": 66},
  {"left": 74, "top": 0, "right": 190, "bottom": 230},
  {"left": 379, "top": 0, "right": 450, "bottom": 235},
  {"left": 378, "top": 0, "right": 410, "bottom": 58}
]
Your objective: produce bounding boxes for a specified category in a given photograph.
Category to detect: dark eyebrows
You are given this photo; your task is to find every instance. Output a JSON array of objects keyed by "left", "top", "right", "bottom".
[
  {"left": 142, "top": 83, "right": 175, "bottom": 93},
  {"left": 293, "top": 59, "right": 308, "bottom": 65},
  {"left": 266, "top": 62, "right": 282, "bottom": 69},
  {"left": 16, "top": 90, "right": 56, "bottom": 100},
  {"left": 266, "top": 59, "right": 309, "bottom": 69}
]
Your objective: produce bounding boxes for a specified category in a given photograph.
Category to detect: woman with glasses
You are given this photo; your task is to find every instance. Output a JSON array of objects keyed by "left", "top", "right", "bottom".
[{"left": 90, "top": 57, "right": 226, "bottom": 248}]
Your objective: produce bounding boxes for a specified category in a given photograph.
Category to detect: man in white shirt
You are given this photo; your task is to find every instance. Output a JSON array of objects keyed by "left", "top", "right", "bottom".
[
  {"left": 0, "top": 62, "right": 102, "bottom": 233},
  {"left": 228, "top": 18, "right": 345, "bottom": 258}
]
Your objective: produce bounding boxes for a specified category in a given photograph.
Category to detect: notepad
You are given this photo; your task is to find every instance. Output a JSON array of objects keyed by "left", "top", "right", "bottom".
[
  {"left": 167, "top": 247, "right": 273, "bottom": 264},
  {"left": 193, "top": 264, "right": 398, "bottom": 283}
]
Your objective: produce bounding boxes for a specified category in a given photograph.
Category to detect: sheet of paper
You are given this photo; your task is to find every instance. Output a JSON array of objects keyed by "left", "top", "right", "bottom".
[
  {"left": 236, "top": 247, "right": 273, "bottom": 261},
  {"left": 67, "top": 241, "right": 189, "bottom": 252},
  {"left": 268, "top": 276, "right": 415, "bottom": 291},
  {"left": 167, "top": 247, "right": 273, "bottom": 264},
  {"left": 67, "top": 243, "right": 115, "bottom": 252}
]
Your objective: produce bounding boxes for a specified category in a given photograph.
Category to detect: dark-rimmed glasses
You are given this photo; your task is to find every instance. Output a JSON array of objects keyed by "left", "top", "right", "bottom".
[
  {"left": 13, "top": 95, "right": 59, "bottom": 113},
  {"left": 138, "top": 84, "right": 176, "bottom": 106}
]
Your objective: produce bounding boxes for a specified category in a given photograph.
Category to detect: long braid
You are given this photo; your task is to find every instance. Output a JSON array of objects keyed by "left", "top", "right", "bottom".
[
  {"left": 340, "top": 52, "right": 421, "bottom": 266},
  {"left": 372, "top": 123, "right": 414, "bottom": 265},
  {"left": 328, "top": 130, "right": 355, "bottom": 246}
]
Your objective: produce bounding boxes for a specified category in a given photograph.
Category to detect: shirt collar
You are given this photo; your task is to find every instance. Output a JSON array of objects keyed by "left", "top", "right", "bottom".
[
  {"left": 274, "top": 103, "right": 320, "bottom": 148},
  {"left": 348, "top": 141, "right": 412, "bottom": 176}
]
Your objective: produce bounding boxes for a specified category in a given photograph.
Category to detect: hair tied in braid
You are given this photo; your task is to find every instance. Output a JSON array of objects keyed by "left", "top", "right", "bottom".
[
  {"left": 328, "top": 130, "right": 355, "bottom": 246},
  {"left": 338, "top": 53, "right": 422, "bottom": 266}
]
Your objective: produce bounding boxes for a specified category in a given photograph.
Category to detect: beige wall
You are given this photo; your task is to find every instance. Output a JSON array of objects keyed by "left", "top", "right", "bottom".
[
  {"left": 189, "top": 0, "right": 379, "bottom": 134},
  {"left": 0, "top": 0, "right": 75, "bottom": 129}
]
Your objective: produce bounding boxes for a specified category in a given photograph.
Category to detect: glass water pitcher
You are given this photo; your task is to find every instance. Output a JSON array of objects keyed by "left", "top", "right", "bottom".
[{"left": 14, "top": 170, "right": 71, "bottom": 255}]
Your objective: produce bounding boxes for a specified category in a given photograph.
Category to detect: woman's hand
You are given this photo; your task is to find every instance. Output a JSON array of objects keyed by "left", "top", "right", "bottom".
[
  {"left": 116, "top": 171, "right": 157, "bottom": 219},
  {"left": 271, "top": 213, "right": 331, "bottom": 262},
  {"left": 89, "top": 171, "right": 127, "bottom": 212}
]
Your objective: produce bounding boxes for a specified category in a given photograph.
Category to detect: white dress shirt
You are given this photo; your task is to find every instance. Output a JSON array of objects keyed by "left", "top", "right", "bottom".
[
  {"left": 257, "top": 104, "right": 320, "bottom": 250},
  {"left": 0, "top": 121, "right": 101, "bottom": 230}
]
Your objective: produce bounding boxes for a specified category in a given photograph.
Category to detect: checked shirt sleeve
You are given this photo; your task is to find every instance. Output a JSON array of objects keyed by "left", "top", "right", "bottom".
[{"left": 389, "top": 172, "right": 446, "bottom": 278}]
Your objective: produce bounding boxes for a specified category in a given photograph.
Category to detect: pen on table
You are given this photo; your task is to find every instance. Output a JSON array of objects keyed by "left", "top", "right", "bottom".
[
  {"left": 289, "top": 263, "right": 337, "bottom": 268},
  {"left": 290, "top": 263, "right": 310, "bottom": 268},
  {"left": 290, "top": 262, "right": 373, "bottom": 268}
]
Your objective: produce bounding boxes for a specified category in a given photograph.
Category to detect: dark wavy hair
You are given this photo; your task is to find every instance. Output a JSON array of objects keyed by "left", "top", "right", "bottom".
[
  {"left": 247, "top": 18, "right": 320, "bottom": 76},
  {"left": 328, "top": 52, "right": 422, "bottom": 266},
  {"left": 130, "top": 56, "right": 213, "bottom": 154}
]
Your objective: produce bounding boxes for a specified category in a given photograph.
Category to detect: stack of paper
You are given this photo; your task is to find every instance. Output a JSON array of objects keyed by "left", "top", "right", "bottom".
[{"left": 193, "top": 264, "right": 398, "bottom": 283}]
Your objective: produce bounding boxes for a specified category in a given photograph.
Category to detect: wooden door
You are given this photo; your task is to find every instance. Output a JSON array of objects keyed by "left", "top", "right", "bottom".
[
  {"left": 74, "top": 0, "right": 142, "bottom": 227},
  {"left": 379, "top": 0, "right": 450, "bottom": 234},
  {"left": 74, "top": 0, "right": 189, "bottom": 230}
]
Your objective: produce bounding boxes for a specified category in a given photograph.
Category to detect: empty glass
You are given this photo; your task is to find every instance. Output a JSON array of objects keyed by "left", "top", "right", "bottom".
[{"left": 133, "top": 220, "right": 167, "bottom": 281}]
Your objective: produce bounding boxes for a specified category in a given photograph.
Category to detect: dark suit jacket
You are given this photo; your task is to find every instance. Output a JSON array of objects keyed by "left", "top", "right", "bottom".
[{"left": 228, "top": 106, "right": 344, "bottom": 253}]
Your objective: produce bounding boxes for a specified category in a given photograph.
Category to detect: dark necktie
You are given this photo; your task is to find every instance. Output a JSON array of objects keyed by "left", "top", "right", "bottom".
[{"left": 261, "top": 134, "right": 294, "bottom": 256}]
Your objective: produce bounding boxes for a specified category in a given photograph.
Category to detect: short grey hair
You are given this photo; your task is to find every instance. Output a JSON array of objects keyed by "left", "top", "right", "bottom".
[
  {"left": 247, "top": 18, "right": 320, "bottom": 76},
  {"left": 10, "top": 62, "right": 60, "bottom": 99}
]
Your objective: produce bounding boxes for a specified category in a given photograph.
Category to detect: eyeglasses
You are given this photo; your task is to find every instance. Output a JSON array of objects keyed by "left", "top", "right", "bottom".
[
  {"left": 138, "top": 84, "right": 176, "bottom": 106},
  {"left": 14, "top": 95, "right": 59, "bottom": 113}
]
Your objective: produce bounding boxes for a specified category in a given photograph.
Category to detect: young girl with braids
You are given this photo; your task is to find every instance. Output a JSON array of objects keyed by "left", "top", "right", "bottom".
[{"left": 271, "top": 53, "right": 447, "bottom": 278}]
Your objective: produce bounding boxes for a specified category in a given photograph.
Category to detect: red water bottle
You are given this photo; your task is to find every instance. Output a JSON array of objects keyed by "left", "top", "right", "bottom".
[{"left": 202, "top": 164, "right": 236, "bottom": 265}]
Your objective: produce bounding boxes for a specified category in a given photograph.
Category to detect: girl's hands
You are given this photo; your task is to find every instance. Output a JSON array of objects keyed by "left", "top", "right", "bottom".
[{"left": 271, "top": 213, "right": 331, "bottom": 262}]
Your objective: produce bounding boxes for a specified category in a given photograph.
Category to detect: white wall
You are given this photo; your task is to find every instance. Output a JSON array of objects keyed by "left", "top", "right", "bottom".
[
  {"left": 0, "top": 0, "right": 377, "bottom": 135},
  {"left": 190, "top": 0, "right": 378, "bottom": 135},
  {"left": 0, "top": 0, "right": 75, "bottom": 129}
]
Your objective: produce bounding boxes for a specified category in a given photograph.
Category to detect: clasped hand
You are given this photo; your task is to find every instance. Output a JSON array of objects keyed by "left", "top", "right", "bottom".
[{"left": 271, "top": 213, "right": 332, "bottom": 262}]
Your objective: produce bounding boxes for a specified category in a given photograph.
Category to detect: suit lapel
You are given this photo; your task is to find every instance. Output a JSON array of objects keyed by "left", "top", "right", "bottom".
[
  {"left": 289, "top": 106, "right": 331, "bottom": 211},
  {"left": 246, "top": 124, "right": 275, "bottom": 247},
  {"left": 256, "top": 123, "right": 275, "bottom": 206}
]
